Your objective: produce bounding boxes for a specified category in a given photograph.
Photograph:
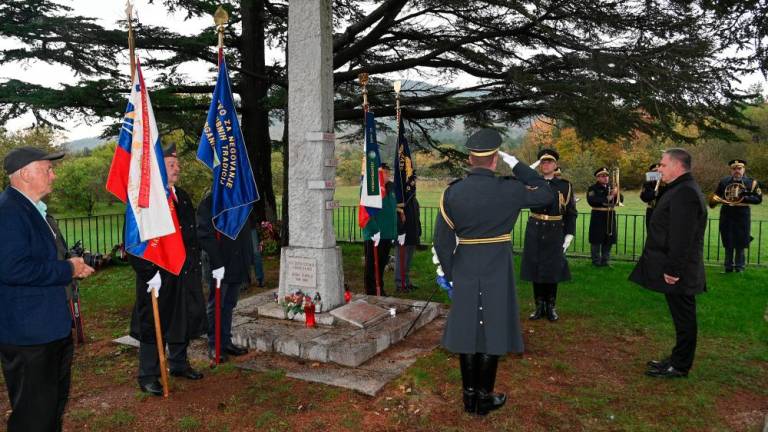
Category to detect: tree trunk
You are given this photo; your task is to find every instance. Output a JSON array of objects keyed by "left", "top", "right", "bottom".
[{"left": 240, "top": 0, "right": 276, "bottom": 222}]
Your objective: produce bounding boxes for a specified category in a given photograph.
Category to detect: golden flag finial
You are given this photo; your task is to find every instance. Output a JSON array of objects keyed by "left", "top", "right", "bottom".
[{"left": 214, "top": 6, "right": 229, "bottom": 28}]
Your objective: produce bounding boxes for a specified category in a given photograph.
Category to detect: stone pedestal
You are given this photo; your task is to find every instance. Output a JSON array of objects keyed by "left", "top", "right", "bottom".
[{"left": 280, "top": 0, "right": 344, "bottom": 310}]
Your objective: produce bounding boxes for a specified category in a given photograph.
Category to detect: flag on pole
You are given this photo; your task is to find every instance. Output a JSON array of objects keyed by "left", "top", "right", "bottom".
[
  {"left": 106, "top": 59, "right": 186, "bottom": 275},
  {"left": 358, "top": 111, "right": 385, "bottom": 228},
  {"left": 393, "top": 117, "right": 416, "bottom": 208},
  {"left": 197, "top": 58, "right": 259, "bottom": 239}
]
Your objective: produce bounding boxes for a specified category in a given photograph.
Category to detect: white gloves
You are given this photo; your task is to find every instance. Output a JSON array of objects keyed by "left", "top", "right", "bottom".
[
  {"left": 372, "top": 232, "right": 381, "bottom": 246},
  {"left": 498, "top": 151, "right": 519, "bottom": 169},
  {"left": 397, "top": 234, "right": 406, "bottom": 246},
  {"left": 212, "top": 266, "right": 225, "bottom": 284},
  {"left": 563, "top": 234, "right": 574, "bottom": 252},
  {"left": 146, "top": 271, "right": 162, "bottom": 297},
  {"left": 529, "top": 158, "right": 541, "bottom": 170}
]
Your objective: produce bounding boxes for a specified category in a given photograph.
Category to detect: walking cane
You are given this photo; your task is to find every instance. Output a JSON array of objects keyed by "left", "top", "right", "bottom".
[
  {"left": 373, "top": 243, "right": 381, "bottom": 296},
  {"left": 150, "top": 287, "right": 170, "bottom": 397}
]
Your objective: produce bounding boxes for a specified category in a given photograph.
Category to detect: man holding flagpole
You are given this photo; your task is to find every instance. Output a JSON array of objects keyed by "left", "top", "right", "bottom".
[
  {"left": 196, "top": 48, "right": 259, "bottom": 363},
  {"left": 393, "top": 116, "right": 420, "bottom": 293}
]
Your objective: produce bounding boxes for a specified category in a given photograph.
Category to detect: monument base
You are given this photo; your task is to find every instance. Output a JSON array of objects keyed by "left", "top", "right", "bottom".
[{"left": 278, "top": 246, "right": 344, "bottom": 312}]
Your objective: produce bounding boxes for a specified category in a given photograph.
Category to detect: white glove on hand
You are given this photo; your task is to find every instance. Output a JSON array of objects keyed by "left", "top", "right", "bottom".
[
  {"left": 563, "top": 234, "right": 574, "bottom": 252},
  {"left": 397, "top": 234, "right": 406, "bottom": 246},
  {"left": 146, "top": 271, "right": 162, "bottom": 297},
  {"left": 498, "top": 151, "right": 519, "bottom": 169},
  {"left": 529, "top": 158, "right": 541, "bottom": 170},
  {"left": 372, "top": 232, "right": 381, "bottom": 247},
  {"left": 212, "top": 266, "right": 225, "bottom": 284}
]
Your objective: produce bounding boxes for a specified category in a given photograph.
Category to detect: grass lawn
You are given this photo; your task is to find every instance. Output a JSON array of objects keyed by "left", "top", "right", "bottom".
[{"left": 2, "top": 244, "right": 765, "bottom": 431}]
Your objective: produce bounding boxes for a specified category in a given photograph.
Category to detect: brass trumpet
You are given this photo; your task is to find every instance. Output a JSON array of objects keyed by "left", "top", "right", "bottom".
[{"left": 609, "top": 167, "right": 624, "bottom": 207}]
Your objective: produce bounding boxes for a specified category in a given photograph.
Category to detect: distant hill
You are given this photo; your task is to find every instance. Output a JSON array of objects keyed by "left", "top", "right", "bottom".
[{"left": 65, "top": 137, "right": 112, "bottom": 153}]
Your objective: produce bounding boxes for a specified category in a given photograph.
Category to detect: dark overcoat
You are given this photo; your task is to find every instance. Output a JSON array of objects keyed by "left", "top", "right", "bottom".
[
  {"left": 630, "top": 173, "right": 707, "bottom": 296},
  {"left": 397, "top": 197, "right": 422, "bottom": 245},
  {"left": 520, "top": 177, "right": 577, "bottom": 283},
  {"left": 130, "top": 187, "right": 207, "bottom": 344},
  {"left": 714, "top": 176, "right": 762, "bottom": 249},
  {"left": 587, "top": 183, "right": 623, "bottom": 244},
  {"left": 433, "top": 164, "right": 552, "bottom": 356},
  {"left": 196, "top": 193, "right": 254, "bottom": 285}
]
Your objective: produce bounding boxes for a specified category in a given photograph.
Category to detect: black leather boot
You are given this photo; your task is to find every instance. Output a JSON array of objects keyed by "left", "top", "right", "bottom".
[
  {"left": 528, "top": 297, "right": 546, "bottom": 320},
  {"left": 459, "top": 354, "right": 477, "bottom": 413},
  {"left": 475, "top": 354, "right": 506, "bottom": 415},
  {"left": 546, "top": 297, "right": 559, "bottom": 321}
]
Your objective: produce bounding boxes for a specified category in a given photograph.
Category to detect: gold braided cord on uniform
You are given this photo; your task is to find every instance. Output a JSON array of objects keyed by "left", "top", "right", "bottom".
[
  {"left": 439, "top": 191, "right": 455, "bottom": 230},
  {"left": 458, "top": 234, "right": 512, "bottom": 244},
  {"left": 469, "top": 149, "right": 499, "bottom": 157}
]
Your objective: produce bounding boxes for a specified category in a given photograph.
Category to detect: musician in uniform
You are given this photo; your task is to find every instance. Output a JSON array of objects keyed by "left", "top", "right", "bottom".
[
  {"left": 640, "top": 163, "right": 665, "bottom": 229},
  {"left": 520, "top": 149, "right": 577, "bottom": 322},
  {"left": 587, "top": 167, "right": 623, "bottom": 266},
  {"left": 710, "top": 159, "right": 762, "bottom": 272},
  {"left": 433, "top": 129, "right": 552, "bottom": 416}
]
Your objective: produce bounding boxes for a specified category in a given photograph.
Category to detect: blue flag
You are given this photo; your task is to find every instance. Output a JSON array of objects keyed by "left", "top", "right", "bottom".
[
  {"left": 393, "top": 117, "right": 416, "bottom": 207},
  {"left": 198, "top": 58, "right": 259, "bottom": 239}
]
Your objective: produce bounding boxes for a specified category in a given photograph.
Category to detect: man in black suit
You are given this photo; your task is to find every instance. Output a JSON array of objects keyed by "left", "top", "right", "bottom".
[
  {"left": 0, "top": 147, "right": 95, "bottom": 431},
  {"left": 630, "top": 148, "right": 707, "bottom": 378}
]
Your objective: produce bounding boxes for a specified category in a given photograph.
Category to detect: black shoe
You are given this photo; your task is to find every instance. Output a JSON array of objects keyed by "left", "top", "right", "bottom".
[
  {"left": 139, "top": 381, "right": 164, "bottom": 396},
  {"left": 257, "top": 279, "right": 265, "bottom": 287},
  {"left": 546, "top": 299, "right": 559, "bottom": 322},
  {"left": 170, "top": 366, "right": 204, "bottom": 380},
  {"left": 476, "top": 390, "right": 507, "bottom": 415},
  {"left": 645, "top": 365, "right": 688, "bottom": 378},
  {"left": 224, "top": 344, "right": 248, "bottom": 356},
  {"left": 474, "top": 353, "right": 505, "bottom": 415},
  {"left": 528, "top": 299, "right": 546, "bottom": 320},
  {"left": 462, "top": 389, "right": 477, "bottom": 413},
  {"left": 646, "top": 357, "right": 671, "bottom": 371},
  {"left": 208, "top": 348, "right": 229, "bottom": 363}
]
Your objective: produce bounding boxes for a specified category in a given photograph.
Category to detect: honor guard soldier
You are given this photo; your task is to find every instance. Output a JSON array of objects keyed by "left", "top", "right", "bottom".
[
  {"left": 709, "top": 159, "right": 763, "bottom": 272},
  {"left": 587, "top": 167, "right": 623, "bottom": 266},
  {"left": 520, "top": 149, "right": 577, "bottom": 322},
  {"left": 640, "top": 163, "right": 665, "bottom": 229},
  {"left": 433, "top": 129, "right": 553, "bottom": 416}
]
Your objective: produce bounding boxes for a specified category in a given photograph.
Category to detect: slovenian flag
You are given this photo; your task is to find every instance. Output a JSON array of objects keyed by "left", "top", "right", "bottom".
[
  {"left": 358, "top": 111, "right": 385, "bottom": 229},
  {"left": 197, "top": 57, "right": 259, "bottom": 239},
  {"left": 105, "top": 59, "right": 186, "bottom": 275}
]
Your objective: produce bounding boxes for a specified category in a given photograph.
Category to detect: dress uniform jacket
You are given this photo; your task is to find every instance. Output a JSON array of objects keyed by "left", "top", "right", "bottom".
[
  {"left": 520, "top": 177, "right": 577, "bottom": 283},
  {"left": 714, "top": 176, "right": 762, "bottom": 249},
  {"left": 630, "top": 173, "right": 707, "bottom": 295},
  {"left": 129, "top": 187, "right": 207, "bottom": 344},
  {"left": 587, "top": 183, "right": 623, "bottom": 244},
  {"left": 434, "top": 164, "right": 553, "bottom": 356}
]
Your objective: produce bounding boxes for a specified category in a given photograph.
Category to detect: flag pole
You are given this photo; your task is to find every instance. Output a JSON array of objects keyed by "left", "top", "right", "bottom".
[
  {"left": 125, "top": 1, "right": 136, "bottom": 83},
  {"left": 360, "top": 73, "right": 381, "bottom": 297},
  {"left": 211, "top": 6, "right": 229, "bottom": 367},
  {"left": 394, "top": 81, "right": 407, "bottom": 293}
]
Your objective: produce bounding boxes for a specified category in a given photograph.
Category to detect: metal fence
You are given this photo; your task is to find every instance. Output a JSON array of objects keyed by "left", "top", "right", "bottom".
[{"left": 57, "top": 206, "right": 768, "bottom": 267}]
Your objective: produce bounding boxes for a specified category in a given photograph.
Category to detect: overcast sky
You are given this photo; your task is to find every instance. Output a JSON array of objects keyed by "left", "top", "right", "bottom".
[{"left": 1, "top": 0, "right": 766, "bottom": 142}]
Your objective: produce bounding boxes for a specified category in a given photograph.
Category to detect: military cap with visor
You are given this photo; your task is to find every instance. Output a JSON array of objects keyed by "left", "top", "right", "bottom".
[{"left": 466, "top": 128, "right": 502, "bottom": 157}]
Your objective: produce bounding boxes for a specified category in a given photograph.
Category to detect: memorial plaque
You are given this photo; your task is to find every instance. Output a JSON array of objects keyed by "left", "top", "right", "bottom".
[
  {"left": 286, "top": 257, "right": 317, "bottom": 288},
  {"left": 325, "top": 200, "right": 340, "bottom": 210}
]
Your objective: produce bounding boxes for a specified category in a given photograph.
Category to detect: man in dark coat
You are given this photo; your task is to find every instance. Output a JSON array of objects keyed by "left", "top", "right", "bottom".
[
  {"left": 709, "top": 159, "right": 762, "bottom": 272},
  {"left": 197, "top": 192, "right": 253, "bottom": 362},
  {"left": 520, "top": 148, "right": 577, "bottom": 322},
  {"left": 395, "top": 196, "right": 421, "bottom": 292},
  {"left": 630, "top": 148, "right": 707, "bottom": 378},
  {"left": 129, "top": 145, "right": 206, "bottom": 396},
  {"left": 640, "top": 163, "right": 665, "bottom": 230},
  {"left": 587, "top": 167, "right": 623, "bottom": 266},
  {"left": 433, "top": 129, "right": 552, "bottom": 416},
  {"left": 0, "top": 147, "right": 95, "bottom": 432}
]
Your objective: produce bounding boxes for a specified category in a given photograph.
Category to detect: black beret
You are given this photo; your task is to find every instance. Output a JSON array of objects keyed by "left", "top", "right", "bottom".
[
  {"left": 466, "top": 129, "right": 502, "bottom": 156},
  {"left": 537, "top": 148, "right": 559, "bottom": 162},
  {"left": 162, "top": 143, "right": 177, "bottom": 158},
  {"left": 4, "top": 146, "right": 65, "bottom": 175},
  {"left": 648, "top": 163, "right": 660, "bottom": 171},
  {"left": 594, "top": 167, "right": 609, "bottom": 177},
  {"left": 728, "top": 159, "right": 746, "bottom": 168}
]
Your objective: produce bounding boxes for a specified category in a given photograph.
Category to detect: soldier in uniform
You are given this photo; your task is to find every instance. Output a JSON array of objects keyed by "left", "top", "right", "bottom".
[
  {"left": 710, "top": 159, "right": 763, "bottom": 272},
  {"left": 587, "top": 167, "right": 623, "bottom": 266},
  {"left": 640, "top": 163, "right": 665, "bottom": 229},
  {"left": 520, "top": 149, "right": 577, "bottom": 322},
  {"left": 129, "top": 144, "right": 207, "bottom": 396},
  {"left": 433, "top": 129, "right": 552, "bottom": 416}
]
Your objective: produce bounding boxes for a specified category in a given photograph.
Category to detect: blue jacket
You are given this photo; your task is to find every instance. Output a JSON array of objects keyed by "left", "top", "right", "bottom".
[{"left": 0, "top": 187, "right": 73, "bottom": 345}]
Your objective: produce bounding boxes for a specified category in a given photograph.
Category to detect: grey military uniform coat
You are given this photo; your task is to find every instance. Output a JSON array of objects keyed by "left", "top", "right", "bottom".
[{"left": 433, "top": 164, "right": 553, "bottom": 356}]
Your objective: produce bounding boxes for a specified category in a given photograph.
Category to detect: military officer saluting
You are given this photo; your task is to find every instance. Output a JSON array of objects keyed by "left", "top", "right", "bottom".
[
  {"left": 709, "top": 159, "right": 763, "bottom": 272},
  {"left": 587, "top": 167, "right": 623, "bottom": 266},
  {"left": 433, "top": 129, "right": 552, "bottom": 416},
  {"left": 520, "top": 148, "right": 577, "bottom": 322}
]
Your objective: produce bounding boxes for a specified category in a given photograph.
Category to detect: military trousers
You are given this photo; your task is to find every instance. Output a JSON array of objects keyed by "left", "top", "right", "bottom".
[
  {"left": 724, "top": 248, "right": 746, "bottom": 272},
  {"left": 532, "top": 282, "right": 558, "bottom": 300},
  {"left": 138, "top": 341, "right": 189, "bottom": 385},
  {"left": 591, "top": 242, "right": 612, "bottom": 266}
]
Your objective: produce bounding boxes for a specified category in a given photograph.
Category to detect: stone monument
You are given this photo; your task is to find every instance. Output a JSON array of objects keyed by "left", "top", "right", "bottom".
[{"left": 278, "top": 0, "right": 344, "bottom": 311}]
